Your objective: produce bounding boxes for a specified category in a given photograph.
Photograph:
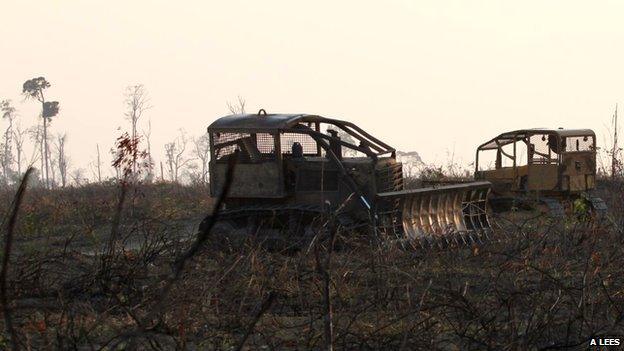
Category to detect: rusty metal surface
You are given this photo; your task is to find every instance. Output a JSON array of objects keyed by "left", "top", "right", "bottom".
[
  {"left": 212, "top": 162, "right": 285, "bottom": 198},
  {"left": 378, "top": 181, "right": 492, "bottom": 243},
  {"left": 527, "top": 164, "right": 558, "bottom": 191},
  {"left": 561, "top": 153, "right": 596, "bottom": 191},
  {"left": 478, "top": 129, "right": 595, "bottom": 150},
  {"left": 206, "top": 110, "right": 496, "bottom": 249},
  {"left": 476, "top": 127, "right": 598, "bottom": 198},
  {"left": 208, "top": 113, "right": 322, "bottom": 131}
]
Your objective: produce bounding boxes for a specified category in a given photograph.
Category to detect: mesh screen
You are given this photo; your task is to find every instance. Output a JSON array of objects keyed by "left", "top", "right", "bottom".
[
  {"left": 213, "top": 132, "right": 250, "bottom": 146},
  {"left": 215, "top": 144, "right": 237, "bottom": 159},
  {"left": 566, "top": 136, "right": 593, "bottom": 152},
  {"left": 281, "top": 133, "right": 318, "bottom": 155},
  {"left": 256, "top": 133, "right": 275, "bottom": 154},
  {"left": 212, "top": 132, "right": 277, "bottom": 160},
  {"left": 213, "top": 132, "right": 249, "bottom": 159}
]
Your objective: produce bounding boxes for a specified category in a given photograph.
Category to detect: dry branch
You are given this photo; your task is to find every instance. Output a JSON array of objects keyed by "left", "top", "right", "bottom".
[{"left": 1, "top": 167, "right": 33, "bottom": 351}]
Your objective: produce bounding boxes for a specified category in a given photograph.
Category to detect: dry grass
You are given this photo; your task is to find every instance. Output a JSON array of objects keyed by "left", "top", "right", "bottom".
[{"left": 0, "top": 180, "right": 622, "bottom": 350}]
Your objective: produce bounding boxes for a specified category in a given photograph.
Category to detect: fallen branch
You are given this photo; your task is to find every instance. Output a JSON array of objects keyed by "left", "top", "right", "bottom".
[{"left": 1, "top": 167, "right": 34, "bottom": 351}]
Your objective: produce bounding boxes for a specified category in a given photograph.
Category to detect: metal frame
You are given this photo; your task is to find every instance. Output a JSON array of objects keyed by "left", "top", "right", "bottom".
[{"left": 475, "top": 129, "right": 596, "bottom": 173}]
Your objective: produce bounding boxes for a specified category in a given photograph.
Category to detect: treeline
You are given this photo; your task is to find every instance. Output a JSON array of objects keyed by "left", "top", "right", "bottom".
[
  {"left": 3, "top": 77, "right": 622, "bottom": 188},
  {"left": 0, "top": 79, "right": 249, "bottom": 188},
  {"left": 0, "top": 77, "right": 63, "bottom": 188}
]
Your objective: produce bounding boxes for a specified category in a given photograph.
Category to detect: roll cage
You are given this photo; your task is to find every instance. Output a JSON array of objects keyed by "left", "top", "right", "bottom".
[
  {"left": 208, "top": 111, "right": 396, "bottom": 163},
  {"left": 475, "top": 128, "right": 596, "bottom": 172}
]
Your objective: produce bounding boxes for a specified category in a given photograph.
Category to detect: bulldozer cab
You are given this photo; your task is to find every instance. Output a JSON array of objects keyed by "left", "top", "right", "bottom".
[
  {"left": 208, "top": 111, "right": 399, "bottom": 208},
  {"left": 475, "top": 128, "right": 596, "bottom": 196}
]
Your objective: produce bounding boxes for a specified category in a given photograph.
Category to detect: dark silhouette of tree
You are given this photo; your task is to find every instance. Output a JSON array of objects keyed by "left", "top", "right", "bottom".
[
  {"left": 112, "top": 132, "right": 150, "bottom": 183},
  {"left": 22, "top": 77, "right": 60, "bottom": 188}
]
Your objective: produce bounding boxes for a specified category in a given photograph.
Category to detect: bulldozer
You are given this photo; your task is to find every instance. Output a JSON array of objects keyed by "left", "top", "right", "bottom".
[
  {"left": 474, "top": 128, "right": 607, "bottom": 217},
  {"left": 202, "top": 109, "right": 492, "bottom": 248}
]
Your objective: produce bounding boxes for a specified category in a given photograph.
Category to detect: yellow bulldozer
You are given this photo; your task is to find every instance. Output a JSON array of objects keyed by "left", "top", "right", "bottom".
[{"left": 475, "top": 128, "right": 607, "bottom": 217}]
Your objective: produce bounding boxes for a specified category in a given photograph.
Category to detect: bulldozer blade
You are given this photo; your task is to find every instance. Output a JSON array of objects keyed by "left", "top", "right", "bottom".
[{"left": 377, "top": 181, "right": 492, "bottom": 247}]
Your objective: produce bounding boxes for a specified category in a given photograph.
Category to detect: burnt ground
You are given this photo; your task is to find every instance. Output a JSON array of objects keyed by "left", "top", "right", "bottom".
[{"left": 0, "top": 180, "right": 623, "bottom": 350}]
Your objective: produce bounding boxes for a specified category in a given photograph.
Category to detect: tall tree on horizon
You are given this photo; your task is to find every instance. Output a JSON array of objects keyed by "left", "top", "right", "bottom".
[
  {"left": 124, "top": 84, "right": 150, "bottom": 177},
  {"left": 22, "top": 77, "right": 60, "bottom": 188}
]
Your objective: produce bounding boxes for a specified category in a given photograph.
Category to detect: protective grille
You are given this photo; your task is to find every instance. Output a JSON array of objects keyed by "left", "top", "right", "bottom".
[
  {"left": 212, "top": 132, "right": 277, "bottom": 160},
  {"left": 215, "top": 144, "right": 238, "bottom": 159},
  {"left": 565, "top": 136, "right": 593, "bottom": 152},
  {"left": 281, "top": 133, "right": 318, "bottom": 155},
  {"left": 213, "top": 132, "right": 250, "bottom": 146},
  {"left": 213, "top": 132, "right": 248, "bottom": 159},
  {"left": 256, "top": 133, "right": 275, "bottom": 154}
]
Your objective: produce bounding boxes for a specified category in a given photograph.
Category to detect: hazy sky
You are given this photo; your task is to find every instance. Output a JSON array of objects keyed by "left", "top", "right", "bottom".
[{"left": 1, "top": 0, "right": 623, "bottom": 178}]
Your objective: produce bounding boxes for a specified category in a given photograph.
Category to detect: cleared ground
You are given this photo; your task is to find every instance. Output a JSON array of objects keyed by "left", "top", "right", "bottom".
[{"left": 0, "top": 181, "right": 622, "bottom": 350}]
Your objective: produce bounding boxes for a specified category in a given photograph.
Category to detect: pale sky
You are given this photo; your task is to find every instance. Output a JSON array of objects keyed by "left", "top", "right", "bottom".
[{"left": 1, "top": 0, "right": 623, "bottom": 178}]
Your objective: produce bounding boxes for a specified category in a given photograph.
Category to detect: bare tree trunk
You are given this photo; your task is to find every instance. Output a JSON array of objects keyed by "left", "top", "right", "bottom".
[
  {"left": 97, "top": 143, "right": 102, "bottom": 182},
  {"left": 174, "top": 160, "right": 178, "bottom": 182},
  {"left": 16, "top": 146, "right": 21, "bottom": 175},
  {"left": 43, "top": 115, "right": 49, "bottom": 188},
  {"left": 169, "top": 158, "right": 175, "bottom": 182},
  {"left": 14, "top": 125, "right": 26, "bottom": 176},
  {"left": 612, "top": 104, "right": 619, "bottom": 180},
  {"left": 132, "top": 115, "right": 136, "bottom": 176},
  {"left": 144, "top": 119, "right": 153, "bottom": 181},
  {"left": 125, "top": 84, "right": 150, "bottom": 181},
  {"left": 56, "top": 134, "right": 67, "bottom": 187},
  {"left": 202, "top": 162, "right": 207, "bottom": 184},
  {"left": 2, "top": 121, "right": 10, "bottom": 180},
  {"left": 1, "top": 100, "right": 16, "bottom": 182},
  {"left": 39, "top": 126, "right": 45, "bottom": 185}
]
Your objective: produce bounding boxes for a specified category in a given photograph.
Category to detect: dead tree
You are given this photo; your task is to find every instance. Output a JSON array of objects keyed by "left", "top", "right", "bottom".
[
  {"left": 13, "top": 123, "right": 27, "bottom": 176},
  {"left": 97, "top": 143, "right": 102, "bottom": 182},
  {"left": 611, "top": 104, "right": 621, "bottom": 179},
  {"left": 55, "top": 133, "right": 68, "bottom": 187},
  {"left": 164, "top": 130, "right": 192, "bottom": 182},
  {"left": 22, "top": 77, "right": 60, "bottom": 188},
  {"left": 27, "top": 123, "right": 44, "bottom": 184},
  {"left": 70, "top": 168, "right": 86, "bottom": 185},
  {"left": 1, "top": 100, "right": 17, "bottom": 183},
  {"left": 193, "top": 133, "right": 211, "bottom": 184},
  {"left": 124, "top": 84, "right": 150, "bottom": 176},
  {"left": 227, "top": 96, "right": 246, "bottom": 114},
  {"left": 142, "top": 118, "right": 154, "bottom": 182}
]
